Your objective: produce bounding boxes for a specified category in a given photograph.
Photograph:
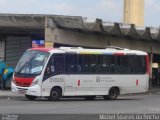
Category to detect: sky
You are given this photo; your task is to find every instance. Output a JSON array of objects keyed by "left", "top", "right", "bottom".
[{"left": 0, "top": 0, "right": 160, "bottom": 27}]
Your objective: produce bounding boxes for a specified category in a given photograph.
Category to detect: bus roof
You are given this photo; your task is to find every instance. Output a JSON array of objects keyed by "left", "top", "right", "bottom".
[
  {"left": 29, "top": 47, "right": 147, "bottom": 55},
  {"left": 29, "top": 48, "right": 54, "bottom": 52}
]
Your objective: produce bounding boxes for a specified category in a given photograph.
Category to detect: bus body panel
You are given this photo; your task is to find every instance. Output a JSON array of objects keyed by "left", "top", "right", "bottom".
[
  {"left": 12, "top": 74, "right": 149, "bottom": 97},
  {"left": 40, "top": 74, "right": 149, "bottom": 97},
  {"left": 41, "top": 75, "right": 65, "bottom": 96},
  {"left": 11, "top": 75, "right": 43, "bottom": 96},
  {"left": 11, "top": 82, "right": 41, "bottom": 96}
]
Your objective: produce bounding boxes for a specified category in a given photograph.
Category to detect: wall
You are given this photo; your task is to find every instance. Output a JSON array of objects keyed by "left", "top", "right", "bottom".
[
  {"left": 5, "top": 36, "right": 32, "bottom": 67},
  {"left": 49, "top": 29, "right": 110, "bottom": 48},
  {"left": 0, "top": 39, "right": 5, "bottom": 61},
  {"left": 45, "top": 28, "right": 160, "bottom": 54}
]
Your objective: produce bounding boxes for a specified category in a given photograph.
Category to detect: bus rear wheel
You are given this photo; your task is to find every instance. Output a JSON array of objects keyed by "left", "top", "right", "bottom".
[
  {"left": 25, "top": 95, "right": 37, "bottom": 100},
  {"left": 103, "top": 87, "right": 119, "bottom": 100},
  {"left": 49, "top": 88, "right": 61, "bottom": 101}
]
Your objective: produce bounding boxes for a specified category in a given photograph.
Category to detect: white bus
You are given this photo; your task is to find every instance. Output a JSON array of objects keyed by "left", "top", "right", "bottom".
[{"left": 11, "top": 46, "right": 150, "bottom": 101}]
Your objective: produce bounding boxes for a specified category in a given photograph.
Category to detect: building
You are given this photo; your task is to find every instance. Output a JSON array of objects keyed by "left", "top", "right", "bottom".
[
  {"left": 124, "top": 0, "right": 144, "bottom": 26},
  {"left": 0, "top": 14, "right": 160, "bottom": 88}
]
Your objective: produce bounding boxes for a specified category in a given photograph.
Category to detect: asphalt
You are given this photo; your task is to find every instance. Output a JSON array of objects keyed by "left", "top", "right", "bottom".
[{"left": 0, "top": 88, "right": 160, "bottom": 99}]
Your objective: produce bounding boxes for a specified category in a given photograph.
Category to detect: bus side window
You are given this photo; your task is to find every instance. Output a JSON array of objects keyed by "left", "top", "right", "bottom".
[
  {"left": 44, "top": 58, "right": 54, "bottom": 80},
  {"left": 109, "top": 56, "right": 116, "bottom": 74},
  {"left": 77, "top": 64, "right": 81, "bottom": 73},
  {"left": 136, "top": 56, "right": 146, "bottom": 74},
  {"left": 54, "top": 54, "right": 65, "bottom": 74},
  {"left": 44, "top": 54, "right": 65, "bottom": 80},
  {"left": 66, "top": 54, "right": 77, "bottom": 74}
]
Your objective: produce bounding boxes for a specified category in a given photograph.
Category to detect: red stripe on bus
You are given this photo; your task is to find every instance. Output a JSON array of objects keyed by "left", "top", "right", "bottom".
[
  {"left": 114, "top": 53, "right": 125, "bottom": 56},
  {"left": 136, "top": 79, "right": 139, "bottom": 86},
  {"left": 30, "top": 48, "right": 53, "bottom": 52},
  {"left": 145, "top": 55, "right": 150, "bottom": 75},
  {"left": 78, "top": 80, "right": 80, "bottom": 86}
]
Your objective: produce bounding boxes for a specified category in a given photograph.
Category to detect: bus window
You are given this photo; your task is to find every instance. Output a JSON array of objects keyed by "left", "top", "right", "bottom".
[
  {"left": 44, "top": 54, "right": 65, "bottom": 80},
  {"left": 54, "top": 54, "right": 65, "bottom": 74},
  {"left": 82, "top": 55, "right": 91, "bottom": 73},
  {"left": 136, "top": 56, "right": 146, "bottom": 74},
  {"left": 109, "top": 56, "right": 116, "bottom": 74},
  {"left": 117, "top": 55, "right": 136, "bottom": 74},
  {"left": 15, "top": 50, "right": 49, "bottom": 75},
  {"left": 66, "top": 54, "right": 77, "bottom": 74},
  {"left": 78, "top": 55, "right": 98, "bottom": 74},
  {"left": 97, "top": 55, "right": 109, "bottom": 74},
  {"left": 119, "top": 56, "right": 130, "bottom": 74},
  {"left": 88, "top": 55, "right": 98, "bottom": 74},
  {"left": 128, "top": 56, "right": 136, "bottom": 74},
  {"left": 44, "top": 57, "right": 54, "bottom": 80}
]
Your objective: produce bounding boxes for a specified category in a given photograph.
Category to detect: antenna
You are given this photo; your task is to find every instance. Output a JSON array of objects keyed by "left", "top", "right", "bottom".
[
  {"left": 59, "top": 46, "right": 83, "bottom": 50},
  {"left": 106, "top": 46, "right": 124, "bottom": 50}
]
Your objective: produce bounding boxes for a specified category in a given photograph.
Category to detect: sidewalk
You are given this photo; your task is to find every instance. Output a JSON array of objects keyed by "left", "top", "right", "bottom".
[
  {"left": 0, "top": 89, "right": 24, "bottom": 99},
  {"left": 148, "top": 87, "right": 160, "bottom": 93}
]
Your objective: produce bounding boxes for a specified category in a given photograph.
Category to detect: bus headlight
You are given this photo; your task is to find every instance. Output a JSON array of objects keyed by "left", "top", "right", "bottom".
[{"left": 31, "top": 79, "right": 38, "bottom": 86}]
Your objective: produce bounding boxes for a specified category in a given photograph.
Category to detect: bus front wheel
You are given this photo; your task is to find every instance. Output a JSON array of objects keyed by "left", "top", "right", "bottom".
[
  {"left": 49, "top": 88, "right": 61, "bottom": 101},
  {"left": 25, "top": 95, "right": 37, "bottom": 100},
  {"left": 103, "top": 87, "right": 119, "bottom": 100}
]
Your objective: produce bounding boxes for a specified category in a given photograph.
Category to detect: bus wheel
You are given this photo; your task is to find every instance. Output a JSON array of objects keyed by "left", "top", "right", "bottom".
[
  {"left": 103, "top": 87, "right": 119, "bottom": 100},
  {"left": 85, "top": 96, "right": 96, "bottom": 100},
  {"left": 25, "top": 95, "right": 37, "bottom": 101},
  {"left": 49, "top": 88, "right": 61, "bottom": 101}
]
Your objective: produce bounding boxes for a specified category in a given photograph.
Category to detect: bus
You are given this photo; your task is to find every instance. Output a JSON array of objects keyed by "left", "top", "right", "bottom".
[{"left": 11, "top": 46, "right": 150, "bottom": 101}]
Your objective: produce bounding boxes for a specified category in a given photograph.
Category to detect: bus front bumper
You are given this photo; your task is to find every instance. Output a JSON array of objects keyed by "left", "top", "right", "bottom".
[{"left": 11, "top": 82, "right": 41, "bottom": 96}]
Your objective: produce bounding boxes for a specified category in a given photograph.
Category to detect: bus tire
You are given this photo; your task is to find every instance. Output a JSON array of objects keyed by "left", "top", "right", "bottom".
[
  {"left": 103, "top": 87, "right": 119, "bottom": 100},
  {"left": 85, "top": 96, "right": 96, "bottom": 100},
  {"left": 25, "top": 95, "right": 37, "bottom": 101},
  {"left": 49, "top": 88, "right": 61, "bottom": 101}
]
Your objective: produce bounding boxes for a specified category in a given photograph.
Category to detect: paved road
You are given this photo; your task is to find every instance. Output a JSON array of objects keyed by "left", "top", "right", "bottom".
[{"left": 0, "top": 93, "right": 160, "bottom": 114}]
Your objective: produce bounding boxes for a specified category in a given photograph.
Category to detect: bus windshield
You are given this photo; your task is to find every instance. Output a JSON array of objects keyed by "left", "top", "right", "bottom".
[{"left": 15, "top": 50, "right": 50, "bottom": 75}]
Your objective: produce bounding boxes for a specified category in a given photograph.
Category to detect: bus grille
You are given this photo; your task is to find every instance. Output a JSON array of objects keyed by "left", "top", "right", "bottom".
[
  {"left": 17, "top": 88, "right": 28, "bottom": 93},
  {"left": 16, "top": 82, "right": 30, "bottom": 87}
]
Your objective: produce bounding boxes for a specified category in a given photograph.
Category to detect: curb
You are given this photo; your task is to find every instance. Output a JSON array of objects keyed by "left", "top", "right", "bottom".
[
  {"left": 121, "top": 91, "right": 160, "bottom": 96},
  {"left": 0, "top": 90, "right": 24, "bottom": 99},
  {"left": 0, "top": 96, "right": 24, "bottom": 99}
]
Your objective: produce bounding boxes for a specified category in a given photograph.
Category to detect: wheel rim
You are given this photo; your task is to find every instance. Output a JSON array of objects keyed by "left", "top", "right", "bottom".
[{"left": 51, "top": 91, "right": 58, "bottom": 98}]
